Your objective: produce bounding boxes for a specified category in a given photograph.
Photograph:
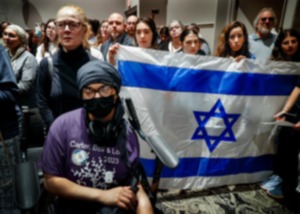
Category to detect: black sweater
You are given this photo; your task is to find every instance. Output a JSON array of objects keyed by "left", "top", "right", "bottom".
[{"left": 36, "top": 45, "right": 97, "bottom": 126}]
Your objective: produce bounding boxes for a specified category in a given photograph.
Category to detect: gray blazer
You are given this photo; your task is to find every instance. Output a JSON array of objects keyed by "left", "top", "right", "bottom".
[
  {"left": 8, "top": 47, "right": 38, "bottom": 107},
  {"left": 100, "top": 33, "right": 134, "bottom": 61}
]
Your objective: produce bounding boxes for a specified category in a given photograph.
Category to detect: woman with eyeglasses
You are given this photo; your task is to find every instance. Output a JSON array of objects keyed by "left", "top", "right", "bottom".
[
  {"left": 36, "top": 4, "right": 103, "bottom": 129},
  {"left": 160, "top": 20, "right": 184, "bottom": 53},
  {"left": 36, "top": 18, "right": 58, "bottom": 64},
  {"left": 215, "top": 21, "right": 255, "bottom": 61},
  {"left": 260, "top": 29, "right": 300, "bottom": 213}
]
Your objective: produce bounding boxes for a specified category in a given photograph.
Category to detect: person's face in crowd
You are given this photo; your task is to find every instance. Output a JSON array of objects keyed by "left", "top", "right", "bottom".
[
  {"left": 228, "top": 26, "right": 245, "bottom": 52},
  {"left": 100, "top": 21, "right": 109, "bottom": 41},
  {"left": 108, "top": 13, "right": 125, "bottom": 39},
  {"left": 82, "top": 82, "right": 117, "bottom": 120},
  {"left": 31, "top": 33, "right": 40, "bottom": 44},
  {"left": 126, "top": 15, "right": 138, "bottom": 36},
  {"left": 46, "top": 21, "right": 57, "bottom": 42},
  {"left": 3, "top": 28, "right": 22, "bottom": 50},
  {"left": 160, "top": 33, "right": 169, "bottom": 43},
  {"left": 56, "top": 7, "right": 86, "bottom": 51},
  {"left": 135, "top": 22, "right": 153, "bottom": 49},
  {"left": 257, "top": 10, "right": 275, "bottom": 36},
  {"left": 281, "top": 34, "right": 299, "bottom": 57},
  {"left": 169, "top": 21, "right": 182, "bottom": 40},
  {"left": 40, "top": 24, "right": 45, "bottom": 39},
  {"left": 182, "top": 32, "right": 200, "bottom": 55}
]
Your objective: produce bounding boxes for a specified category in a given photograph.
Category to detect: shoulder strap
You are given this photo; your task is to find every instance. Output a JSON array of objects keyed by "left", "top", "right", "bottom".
[
  {"left": 47, "top": 56, "right": 53, "bottom": 78},
  {"left": 85, "top": 47, "right": 98, "bottom": 61}
]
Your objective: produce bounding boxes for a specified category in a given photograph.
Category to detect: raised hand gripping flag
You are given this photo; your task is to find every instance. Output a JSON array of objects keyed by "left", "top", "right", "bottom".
[{"left": 117, "top": 45, "right": 300, "bottom": 189}]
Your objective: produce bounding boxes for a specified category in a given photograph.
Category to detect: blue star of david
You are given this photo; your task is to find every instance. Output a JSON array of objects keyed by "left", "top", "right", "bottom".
[{"left": 191, "top": 99, "right": 240, "bottom": 152}]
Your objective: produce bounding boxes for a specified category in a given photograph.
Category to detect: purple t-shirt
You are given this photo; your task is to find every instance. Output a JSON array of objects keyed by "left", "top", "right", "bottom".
[{"left": 41, "top": 108, "right": 139, "bottom": 210}]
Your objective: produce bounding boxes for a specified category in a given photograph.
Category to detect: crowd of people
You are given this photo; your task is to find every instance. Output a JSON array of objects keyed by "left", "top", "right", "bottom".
[{"left": 0, "top": 4, "right": 300, "bottom": 213}]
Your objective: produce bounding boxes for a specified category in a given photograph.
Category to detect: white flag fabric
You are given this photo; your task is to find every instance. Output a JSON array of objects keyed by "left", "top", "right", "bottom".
[{"left": 116, "top": 45, "right": 300, "bottom": 189}]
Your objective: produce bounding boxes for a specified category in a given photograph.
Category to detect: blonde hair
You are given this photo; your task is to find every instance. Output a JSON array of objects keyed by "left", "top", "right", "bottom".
[{"left": 56, "top": 4, "right": 92, "bottom": 48}]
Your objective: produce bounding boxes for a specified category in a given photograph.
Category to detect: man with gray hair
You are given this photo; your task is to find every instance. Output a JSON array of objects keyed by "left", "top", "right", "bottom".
[{"left": 248, "top": 7, "right": 277, "bottom": 60}]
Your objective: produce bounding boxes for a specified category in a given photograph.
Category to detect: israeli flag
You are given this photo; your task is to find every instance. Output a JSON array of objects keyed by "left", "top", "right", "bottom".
[{"left": 117, "top": 46, "right": 300, "bottom": 189}]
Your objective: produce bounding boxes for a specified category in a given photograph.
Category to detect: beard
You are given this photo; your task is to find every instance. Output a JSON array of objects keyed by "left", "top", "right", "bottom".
[
  {"left": 257, "top": 26, "right": 271, "bottom": 36},
  {"left": 111, "top": 32, "right": 120, "bottom": 39}
]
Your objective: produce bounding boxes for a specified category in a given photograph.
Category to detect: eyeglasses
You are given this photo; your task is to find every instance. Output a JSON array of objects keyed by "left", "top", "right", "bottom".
[
  {"left": 83, "top": 85, "right": 113, "bottom": 99},
  {"left": 260, "top": 17, "right": 274, "bottom": 22},
  {"left": 55, "top": 21, "right": 82, "bottom": 31}
]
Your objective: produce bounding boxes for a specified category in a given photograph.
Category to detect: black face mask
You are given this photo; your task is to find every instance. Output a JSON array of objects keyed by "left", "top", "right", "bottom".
[{"left": 83, "top": 96, "right": 116, "bottom": 118}]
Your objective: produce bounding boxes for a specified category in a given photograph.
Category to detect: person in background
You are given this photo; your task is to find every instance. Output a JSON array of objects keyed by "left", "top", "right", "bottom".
[
  {"left": 249, "top": 7, "right": 277, "bottom": 60},
  {"left": 187, "top": 23, "right": 211, "bottom": 55},
  {"left": 38, "top": 22, "right": 46, "bottom": 44},
  {"left": 3, "top": 24, "right": 38, "bottom": 108},
  {"left": 134, "top": 17, "right": 159, "bottom": 49},
  {"left": 215, "top": 20, "right": 255, "bottom": 61},
  {"left": 100, "top": 12, "right": 134, "bottom": 61},
  {"left": 88, "top": 19, "right": 100, "bottom": 45},
  {"left": 36, "top": 4, "right": 102, "bottom": 129},
  {"left": 27, "top": 29, "right": 40, "bottom": 56},
  {"left": 36, "top": 18, "right": 58, "bottom": 64},
  {"left": 260, "top": 29, "right": 300, "bottom": 213},
  {"left": 41, "top": 60, "right": 153, "bottom": 214},
  {"left": 180, "top": 28, "right": 205, "bottom": 55},
  {"left": 108, "top": 17, "right": 159, "bottom": 65},
  {"left": 126, "top": 15, "right": 138, "bottom": 39},
  {"left": 0, "top": 21, "right": 11, "bottom": 46},
  {"left": 158, "top": 26, "right": 170, "bottom": 48},
  {"left": 92, "top": 20, "right": 109, "bottom": 49},
  {"left": 0, "top": 44, "right": 21, "bottom": 213},
  {"left": 160, "top": 20, "right": 184, "bottom": 53}
]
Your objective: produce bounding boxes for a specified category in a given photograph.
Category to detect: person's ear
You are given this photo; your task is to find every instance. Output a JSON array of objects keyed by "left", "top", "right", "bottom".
[{"left": 113, "top": 94, "right": 118, "bottom": 102}]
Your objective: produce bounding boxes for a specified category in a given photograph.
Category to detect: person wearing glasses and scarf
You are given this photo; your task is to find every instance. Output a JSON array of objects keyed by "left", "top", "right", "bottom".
[
  {"left": 41, "top": 60, "right": 153, "bottom": 214},
  {"left": 36, "top": 5, "right": 103, "bottom": 129},
  {"left": 248, "top": 7, "right": 278, "bottom": 60}
]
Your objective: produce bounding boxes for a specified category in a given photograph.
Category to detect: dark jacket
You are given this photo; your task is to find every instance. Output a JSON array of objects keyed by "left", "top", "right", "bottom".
[
  {"left": 100, "top": 33, "right": 134, "bottom": 61},
  {"left": 36, "top": 45, "right": 97, "bottom": 126},
  {"left": 0, "top": 45, "right": 20, "bottom": 139}
]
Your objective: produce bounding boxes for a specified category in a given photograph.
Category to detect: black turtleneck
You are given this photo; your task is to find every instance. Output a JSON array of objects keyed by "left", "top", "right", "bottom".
[
  {"left": 36, "top": 44, "right": 97, "bottom": 126},
  {"left": 59, "top": 44, "right": 90, "bottom": 71}
]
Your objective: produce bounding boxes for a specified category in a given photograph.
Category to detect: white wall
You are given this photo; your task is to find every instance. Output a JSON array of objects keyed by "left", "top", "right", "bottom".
[
  {"left": 166, "top": 0, "right": 217, "bottom": 53},
  {"left": 3, "top": 0, "right": 127, "bottom": 29},
  {"left": 2, "top": 0, "right": 295, "bottom": 53},
  {"left": 139, "top": 0, "right": 167, "bottom": 27}
]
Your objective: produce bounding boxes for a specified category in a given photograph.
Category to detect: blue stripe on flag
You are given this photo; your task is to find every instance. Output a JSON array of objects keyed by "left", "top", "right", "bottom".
[
  {"left": 140, "top": 154, "right": 274, "bottom": 177},
  {"left": 118, "top": 60, "right": 297, "bottom": 95}
]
